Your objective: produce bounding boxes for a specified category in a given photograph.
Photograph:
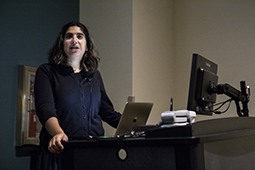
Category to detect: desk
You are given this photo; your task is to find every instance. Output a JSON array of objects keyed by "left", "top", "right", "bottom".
[
  {"left": 61, "top": 137, "right": 203, "bottom": 170},
  {"left": 60, "top": 117, "right": 255, "bottom": 170}
]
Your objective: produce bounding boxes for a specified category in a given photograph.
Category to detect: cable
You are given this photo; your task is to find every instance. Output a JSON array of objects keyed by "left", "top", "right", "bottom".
[
  {"left": 213, "top": 99, "right": 232, "bottom": 111},
  {"left": 201, "top": 98, "right": 233, "bottom": 114},
  {"left": 213, "top": 99, "right": 232, "bottom": 114}
]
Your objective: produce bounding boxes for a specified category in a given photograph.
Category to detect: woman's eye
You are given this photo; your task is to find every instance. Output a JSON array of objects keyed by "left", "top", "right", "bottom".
[
  {"left": 77, "top": 34, "right": 83, "bottom": 39},
  {"left": 65, "top": 34, "right": 72, "bottom": 39}
]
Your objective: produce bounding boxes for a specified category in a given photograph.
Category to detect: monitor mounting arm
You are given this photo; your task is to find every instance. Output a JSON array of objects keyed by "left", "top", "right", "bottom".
[{"left": 212, "top": 81, "right": 250, "bottom": 117}]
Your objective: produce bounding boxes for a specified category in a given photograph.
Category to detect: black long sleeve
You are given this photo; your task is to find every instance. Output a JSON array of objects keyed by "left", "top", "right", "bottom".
[{"left": 34, "top": 63, "right": 121, "bottom": 146}]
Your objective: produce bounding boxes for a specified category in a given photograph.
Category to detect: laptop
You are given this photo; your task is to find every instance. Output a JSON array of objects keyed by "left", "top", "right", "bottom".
[
  {"left": 114, "top": 102, "right": 153, "bottom": 138},
  {"left": 70, "top": 102, "right": 153, "bottom": 141}
]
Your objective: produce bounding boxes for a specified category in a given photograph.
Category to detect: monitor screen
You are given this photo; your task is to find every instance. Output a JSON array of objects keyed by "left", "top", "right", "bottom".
[{"left": 187, "top": 53, "right": 218, "bottom": 115}]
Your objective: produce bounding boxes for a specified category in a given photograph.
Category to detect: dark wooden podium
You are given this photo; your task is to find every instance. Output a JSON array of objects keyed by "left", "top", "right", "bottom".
[{"left": 60, "top": 117, "right": 255, "bottom": 170}]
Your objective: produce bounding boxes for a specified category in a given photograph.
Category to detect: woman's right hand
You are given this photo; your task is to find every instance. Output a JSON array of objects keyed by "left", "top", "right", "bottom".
[
  {"left": 48, "top": 133, "right": 68, "bottom": 154},
  {"left": 45, "top": 117, "right": 69, "bottom": 154}
]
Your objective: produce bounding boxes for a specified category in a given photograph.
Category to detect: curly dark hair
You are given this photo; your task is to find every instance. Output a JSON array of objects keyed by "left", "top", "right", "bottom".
[{"left": 48, "top": 22, "right": 99, "bottom": 73}]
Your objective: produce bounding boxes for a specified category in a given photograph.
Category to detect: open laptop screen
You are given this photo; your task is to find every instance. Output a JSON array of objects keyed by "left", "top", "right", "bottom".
[{"left": 114, "top": 102, "right": 153, "bottom": 137}]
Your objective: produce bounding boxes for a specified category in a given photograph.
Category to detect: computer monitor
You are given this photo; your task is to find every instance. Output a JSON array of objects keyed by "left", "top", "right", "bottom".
[{"left": 187, "top": 53, "right": 218, "bottom": 115}]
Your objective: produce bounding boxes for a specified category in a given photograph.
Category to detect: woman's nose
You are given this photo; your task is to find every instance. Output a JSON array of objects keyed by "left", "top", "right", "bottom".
[{"left": 71, "top": 37, "right": 78, "bottom": 45}]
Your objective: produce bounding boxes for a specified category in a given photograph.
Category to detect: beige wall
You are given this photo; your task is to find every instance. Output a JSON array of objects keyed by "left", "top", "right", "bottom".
[
  {"left": 132, "top": 0, "right": 175, "bottom": 124},
  {"left": 80, "top": 0, "right": 255, "bottom": 135},
  {"left": 174, "top": 0, "right": 255, "bottom": 121},
  {"left": 80, "top": 0, "right": 133, "bottom": 135}
]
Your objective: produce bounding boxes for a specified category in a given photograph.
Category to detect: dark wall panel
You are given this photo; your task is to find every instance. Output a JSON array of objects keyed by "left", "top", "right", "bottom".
[{"left": 0, "top": 1, "right": 79, "bottom": 169}]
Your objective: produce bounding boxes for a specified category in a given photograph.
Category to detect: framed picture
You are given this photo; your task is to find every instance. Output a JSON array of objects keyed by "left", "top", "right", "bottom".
[{"left": 16, "top": 65, "right": 42, "bottom": 146}]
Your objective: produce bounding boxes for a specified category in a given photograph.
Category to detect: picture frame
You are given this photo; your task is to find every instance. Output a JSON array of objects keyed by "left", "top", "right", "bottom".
[{"left": 16, "top": 65, "right": 42, "bottom": 146}]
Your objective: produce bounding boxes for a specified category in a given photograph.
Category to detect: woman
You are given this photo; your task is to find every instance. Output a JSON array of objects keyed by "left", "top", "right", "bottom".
[{"left": 34, "top": 22, "right": 121, "bottom": 169}]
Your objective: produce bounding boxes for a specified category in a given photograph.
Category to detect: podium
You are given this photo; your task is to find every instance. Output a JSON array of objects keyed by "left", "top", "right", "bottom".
[{"left": 60, "top": 117, "right": 255, "bottom": 170}]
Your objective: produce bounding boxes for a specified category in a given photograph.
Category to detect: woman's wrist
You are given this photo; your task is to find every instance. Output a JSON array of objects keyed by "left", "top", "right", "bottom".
[{"left": 45, "top": 117, "right": 65, "bottom": 137}]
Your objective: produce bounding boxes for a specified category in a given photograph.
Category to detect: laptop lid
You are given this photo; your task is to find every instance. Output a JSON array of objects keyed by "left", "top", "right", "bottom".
[{"left": 114, "top": 102, "right": 153, "bottom": 137}]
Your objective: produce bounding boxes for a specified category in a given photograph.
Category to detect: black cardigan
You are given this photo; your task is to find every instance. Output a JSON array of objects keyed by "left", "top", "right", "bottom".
[{"left": 34, "top": 63, "right": 121, "bottom": 146}]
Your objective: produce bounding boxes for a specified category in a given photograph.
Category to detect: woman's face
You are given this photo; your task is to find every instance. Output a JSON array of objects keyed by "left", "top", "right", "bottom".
[{"left": 63, "top": 26, "right": 87, "bottom": 60}]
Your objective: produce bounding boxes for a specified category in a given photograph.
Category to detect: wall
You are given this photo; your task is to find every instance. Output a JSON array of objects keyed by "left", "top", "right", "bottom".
[
  {"left": 132, "top": 0, "right": 255, "bottom": 122},
  {"left": 0, "top": 1, "right": 79, "bottom": 169},
  {"left": 80, "top": 0, "right": 133, "bottom": 135},
  {"left": 80, "top": 0, "right": 174, "bottom": 135},
  {"left": 132, "top": 0, "right": 175, "bottom": 124},
  {"left": 80, "top": 0, "right": 255, "bottom": 128},
  {"left": 174, "top": 0, "right": 255, "bottom": 121}
]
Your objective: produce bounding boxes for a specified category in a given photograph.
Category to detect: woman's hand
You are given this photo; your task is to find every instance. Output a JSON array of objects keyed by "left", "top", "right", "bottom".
[
  {"left": 48, "top": 133, "right": 68, "bottom": 154},
  {"left": 45, "top": 117, "right": 69, "bottom": 154}
]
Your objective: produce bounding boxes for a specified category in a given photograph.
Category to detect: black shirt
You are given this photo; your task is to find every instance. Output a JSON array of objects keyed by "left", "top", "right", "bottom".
[{"left": 34, "top": 63, "right": 121, "bottom": 146}]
